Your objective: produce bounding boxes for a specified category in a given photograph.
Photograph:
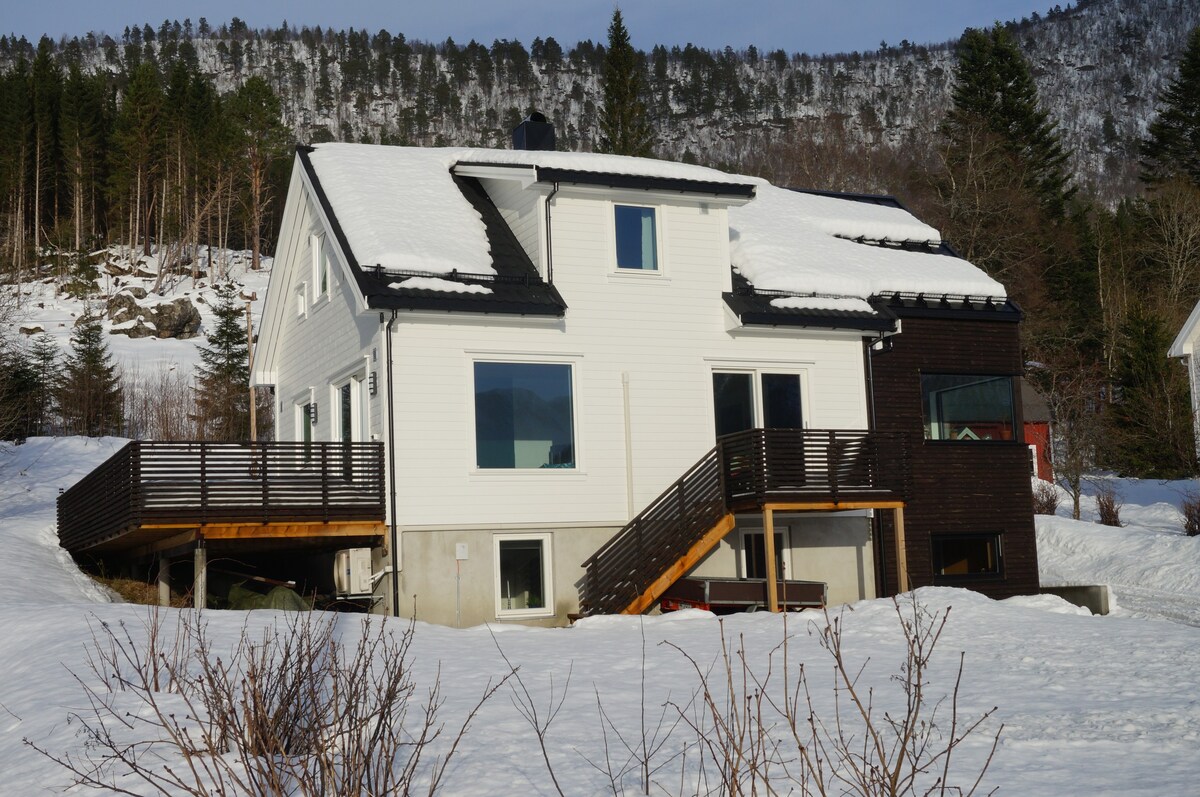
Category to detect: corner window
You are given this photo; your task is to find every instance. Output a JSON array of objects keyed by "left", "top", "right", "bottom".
[
  {"left": 474, "top": 362, "right": 575, "bottom": 469},
  {"left": 614, "top": 205, "right": 658, "bottom": 271},
  {"left": 921, "top": 374, "right": 1015, "bottom": 441},
  {"left": 495, "top": 534, "right": 553, "bottom": 616},
  {"left": 931, "top": 534, "right": 1003, "bottom": 579}
]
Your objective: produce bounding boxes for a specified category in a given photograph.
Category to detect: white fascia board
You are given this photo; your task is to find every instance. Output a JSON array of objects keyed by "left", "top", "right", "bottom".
[
  {"left": 253, "top": 157, "right": 305, "bottom": 386},
  {"left": 452, "top": 162, "right": 539, "bottom": 188},
  {"left": 547, "top": 181, "right": 753, "bottom": 208},
  {"left": 1169, "top": 298, "right": 1200, "bottom": 358},
  {"left": 297, "top": 161, "right": 372, "bottom": 316}
]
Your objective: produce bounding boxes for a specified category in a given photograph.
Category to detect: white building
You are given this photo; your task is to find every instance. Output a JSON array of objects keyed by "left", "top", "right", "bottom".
[{"left": 252, "top": 126, "right": 1011, "bottom": 626}]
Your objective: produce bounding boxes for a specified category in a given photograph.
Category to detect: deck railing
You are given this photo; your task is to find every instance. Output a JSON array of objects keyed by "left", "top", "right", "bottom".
[
  {"left": 57, "top": 441, "right": 386, "bottom": 552},
  {"left": 580, "top": 428, "right": 909, "bottom": 615}
]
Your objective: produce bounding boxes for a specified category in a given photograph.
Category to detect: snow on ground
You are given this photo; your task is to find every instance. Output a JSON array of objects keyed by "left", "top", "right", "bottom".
[
  {"left": 1036, "top": 475, "right": 1200, "bottom": 626},
  {"left": 6, "top": 246, "right": 272, "bottom": 377},
  {"left": 2, "top": 441, "right": 1200, "bottom": 795}
]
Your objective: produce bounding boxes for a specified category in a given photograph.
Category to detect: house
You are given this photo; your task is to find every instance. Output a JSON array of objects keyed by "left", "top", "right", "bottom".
[
  {"left": 1169, "top": 304, "right": 1200, "bottom": 458},
  {"left": 1022, "top": 378, "right": 1054, "bottom": 482},
  {"left": 239, "top": 120, "right": 1040, "bottom": 625}
]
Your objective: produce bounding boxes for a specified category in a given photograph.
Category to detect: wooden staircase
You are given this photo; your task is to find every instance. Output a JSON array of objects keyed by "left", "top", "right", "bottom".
[{"left": 579, "top": 429, "right": 910, "bottom": 616}]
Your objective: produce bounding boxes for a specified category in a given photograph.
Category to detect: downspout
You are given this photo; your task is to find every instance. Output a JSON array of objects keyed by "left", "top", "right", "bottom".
[
  {"left": 385, "top": 309, "right": 401, "bottom": 617},
  {"left": 864, "top": 333, "right": 885, "bottom": 598},
  {"left": 543, "top": 181, "right": 559, "bottom": 283}
]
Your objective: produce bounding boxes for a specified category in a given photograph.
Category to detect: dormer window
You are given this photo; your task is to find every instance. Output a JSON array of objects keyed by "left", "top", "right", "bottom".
[{"left": 614, "top": 205, "right": 658, "bottom": 271}]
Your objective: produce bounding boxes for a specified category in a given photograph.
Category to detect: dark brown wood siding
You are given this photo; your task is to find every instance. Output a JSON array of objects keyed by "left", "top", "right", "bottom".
[{"left": 870, "top": 314, "right": 1039, "bottom": 600}]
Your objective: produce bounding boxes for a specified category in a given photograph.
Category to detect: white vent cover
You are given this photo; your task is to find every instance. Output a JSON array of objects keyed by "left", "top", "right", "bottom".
[{"left": 333, "top": 548, "right": 374, "bottom": 597}]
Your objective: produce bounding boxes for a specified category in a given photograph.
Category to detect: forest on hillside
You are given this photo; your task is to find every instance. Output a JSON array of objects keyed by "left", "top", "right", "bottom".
[{"left": 0, "top": 0, "right": 1199, "bottom": 487}]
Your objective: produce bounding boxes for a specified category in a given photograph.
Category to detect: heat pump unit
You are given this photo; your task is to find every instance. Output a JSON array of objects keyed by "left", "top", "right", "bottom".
[{"left": 334, "top": 548, "right": 374, "bottom": 597}]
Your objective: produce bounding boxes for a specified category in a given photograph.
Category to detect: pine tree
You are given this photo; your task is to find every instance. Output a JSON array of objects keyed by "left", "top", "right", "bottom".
[
  {"left": 225, "top": 76, "right": 289, "bottom": 272},
  {"left": 0, "top": 339, "right": 37, "bottom": 441},
  {"left": 598, "top": 9, "right": 653, "bottom": 157},
  {"left": 942, "top": 24, "right": 1073, "bottom": 213},
  {"left": 29, "top": 332, "right": 59, "bottom": 435},
  {"left": 1141, "top": 26, "right": 1200, "bottom": 187},
  {"left": 193, "top": 283, "right": 252, "bottom": 441},
  {"left": 57, "top": 311, "right": 123, "bottom": 436},
  {"left": 1106, "top": 306, "right": 1196, "bottom": 478}
]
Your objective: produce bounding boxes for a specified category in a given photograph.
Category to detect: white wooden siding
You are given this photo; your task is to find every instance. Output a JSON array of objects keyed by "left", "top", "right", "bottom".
[{"left": 390, "top": 188, "right": 870, "bottom": 530}]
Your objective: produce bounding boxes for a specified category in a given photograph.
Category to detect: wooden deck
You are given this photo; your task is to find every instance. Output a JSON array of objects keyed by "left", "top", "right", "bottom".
[
  {"left": 580, "top": 428, "right": 910, "bottom": 616},
  {"left": 57, "top": 441, "right": 387, "bottom": 556}
]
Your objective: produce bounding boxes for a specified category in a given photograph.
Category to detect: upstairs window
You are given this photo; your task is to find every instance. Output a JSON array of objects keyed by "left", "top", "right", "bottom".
[
  {"left": 474, "top": 362, "right": 575, "bottom": 469},
  {"left": 311, "top": 234, "right": 329, "bottom": 299},
  {"left": 614, "top": 205, "right": 658, "bottom": 271},
  {"left": 921, "top": 374, "right": 1015, "bottom": 441}
]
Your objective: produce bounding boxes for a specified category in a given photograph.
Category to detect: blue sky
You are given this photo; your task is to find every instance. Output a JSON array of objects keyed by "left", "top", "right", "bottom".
[{"left": 8, "top": 1, "right": 1057, "bottom": 54}]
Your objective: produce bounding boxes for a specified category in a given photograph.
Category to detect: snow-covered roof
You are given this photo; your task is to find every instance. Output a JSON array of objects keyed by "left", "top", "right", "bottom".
[
  {"left": 305, "top": 143, "right": 1006, "bottom": 301},
  {"left": 728, "top": 185, "right": 1006, "bottom": 300}
]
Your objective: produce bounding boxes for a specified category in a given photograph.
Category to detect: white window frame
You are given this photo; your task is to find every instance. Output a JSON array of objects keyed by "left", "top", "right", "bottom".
[
  {"left": 711, "top": 367, "right": 810, "bottom": 435},
  {"left": 311, "top": 233, "right": 330, "bottom": 305},
  {"left": 493, "top": 532, "right": 554, "bottom": 619},
  {"left": 469, "top": 354, "right": 581, "bottom": 472},
  {"left": 609, "top": 201, "right": 666, "bottom": 277},
  {"left": 330, "top": 371, "right": 369, "bottom": 443},
  {"left": 295, "top": 282, "right": 308, "bottom": 319},
  {"left": 739, "top": 526, "right": 792, "bottom": 580}
]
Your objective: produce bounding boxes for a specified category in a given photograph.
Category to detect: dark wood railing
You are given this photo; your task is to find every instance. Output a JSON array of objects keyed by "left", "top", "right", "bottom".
[
  {"left": 57, "top": 441, "right": 386, "bottom": 552},
  {"left": 580, "top": 428, "right": 909, "bottom": 615}
]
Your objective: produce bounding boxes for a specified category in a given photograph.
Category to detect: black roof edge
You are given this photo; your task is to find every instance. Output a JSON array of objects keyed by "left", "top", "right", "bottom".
[
  {"left": 786, "top": 186, "right": 911, "bottom": 212},
  {"left": 881, "top": 291, "right": 1023, "bottom": 322},
  {"left": 295, "top": 145, "right": 375, "bottom": 300},
  {"left": 365, "top": 293, "right": 566, "bottom": 317},
  {"left": 535, "top": 167, "right": 757, "bottom": 198}
]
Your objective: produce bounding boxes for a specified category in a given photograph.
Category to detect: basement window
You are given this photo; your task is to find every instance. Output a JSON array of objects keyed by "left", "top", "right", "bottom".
[
  {"left": 614, "top": 205, "right": 658, "bottom": 271},
  {"left": 921, "top": 374, "right": 1015, "bottom": 441},
  {"left": 495, "top": 534, "right": 553, "bottom": 617},
  {"left": 931, "top": 534, "right": 1003, "bottom": 580}
]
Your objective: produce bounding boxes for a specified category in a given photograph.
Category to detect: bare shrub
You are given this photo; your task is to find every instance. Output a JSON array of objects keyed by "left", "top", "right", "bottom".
[
  {"left": 28, "top": 609, "right": 505, "bottom": 796},
  {"left": 1095, "top": 484, "right": 1123, "bottom": 527},
  {"left": 122, "top": 363, "right": 197, "bottom": 440},
  {"left": 1181, "top": 491, "right": 1200, "bottom": 537},
  {"left": 667, "top": 596, "right": 1001, "bottom": 796},
  {"left": 1031, "top": 480, "right": 1060, "bottom": 515}
]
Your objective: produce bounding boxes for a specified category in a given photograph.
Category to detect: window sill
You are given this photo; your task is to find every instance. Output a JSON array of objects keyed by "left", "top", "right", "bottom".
[{"left": 608, "top": 270, "right": 670, "bottom": 283}]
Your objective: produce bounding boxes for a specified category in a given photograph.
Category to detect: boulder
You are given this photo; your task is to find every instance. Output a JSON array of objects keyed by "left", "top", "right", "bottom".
[
  {"left": 149, "top": 297, "right": 201, "bottom": 339},
  {"left": 104, "top": 292, "right": 201, "bottom": 339},
  {"left": 103, "top": 260, "right": 131, "bottom": 276},
  {"left": 18, "top": 324, "right": 44, "bottom": 336}
]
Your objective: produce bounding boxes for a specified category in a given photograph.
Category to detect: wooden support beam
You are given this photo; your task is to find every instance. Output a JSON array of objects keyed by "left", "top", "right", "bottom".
[
  {"left": 157, "top": 556, "right": 170, "bottom": 607},
  {"left": 764, "top": 507, "right": 779, "bottom": 612},
  {"left": 621, "top": 514, "right": 736, "bottom": 616},
  {"left": 193, "top": 543, "right": 207, "bottom": 610},
  {"left": 199, "top": 521, "right": 386, "bottom": 540},
  {"left": 763, "top": 500, "right": 906, "bottom": 512},
  {"left": 894, "top": 506, "right": 909, "bottom": 593}
]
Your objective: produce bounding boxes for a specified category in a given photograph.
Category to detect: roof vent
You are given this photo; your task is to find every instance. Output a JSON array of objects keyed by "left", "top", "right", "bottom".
[{"left": 512, "top": 112, "right": 555, "bottom": 151}]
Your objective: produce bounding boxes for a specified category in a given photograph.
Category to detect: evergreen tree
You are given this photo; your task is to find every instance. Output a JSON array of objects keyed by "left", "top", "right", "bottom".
[
  {"left": 56, "top": 311, "right": 123, "bottom": 436},
  {"left": 1106, "top": 306, "right": 1196, "bottom": 478},
  {"left": 942, "top": 24, "right": 1073, "bottom": 213},
  {"left": 0, "top": 339, "right": 37, "bottom": 441},
  {"left": 598, "top": 9, "right": 653, "bottom": 157},
  {"left": 1141, "top": 26, "right": 1200, "bottom": 187},
  {"left": 28, "top": 332, "right": 59, "bottom": 435},
  {"left": 225, "top": 76, "right": 289, "bottom": 271},
  {"left": 193, "top": 283, "right": 253, "bottom": 440}
]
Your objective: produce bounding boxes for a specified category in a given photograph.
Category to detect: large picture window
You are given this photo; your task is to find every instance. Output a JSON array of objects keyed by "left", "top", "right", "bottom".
[
  {"left": 931, "top": 534, "right": 1003, "bottom": 579},
  {"left": 495, "top": 534, "right": 553, "bottom": 616},
  {"left": 474, "top": 362, "right": 575, "bottom": 469},
  {"left": 921, "top": 374, "right": 1015, "bottom": 441},
  {"left": 614, "top": 205, "right": 658, "bottom": 270}
]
